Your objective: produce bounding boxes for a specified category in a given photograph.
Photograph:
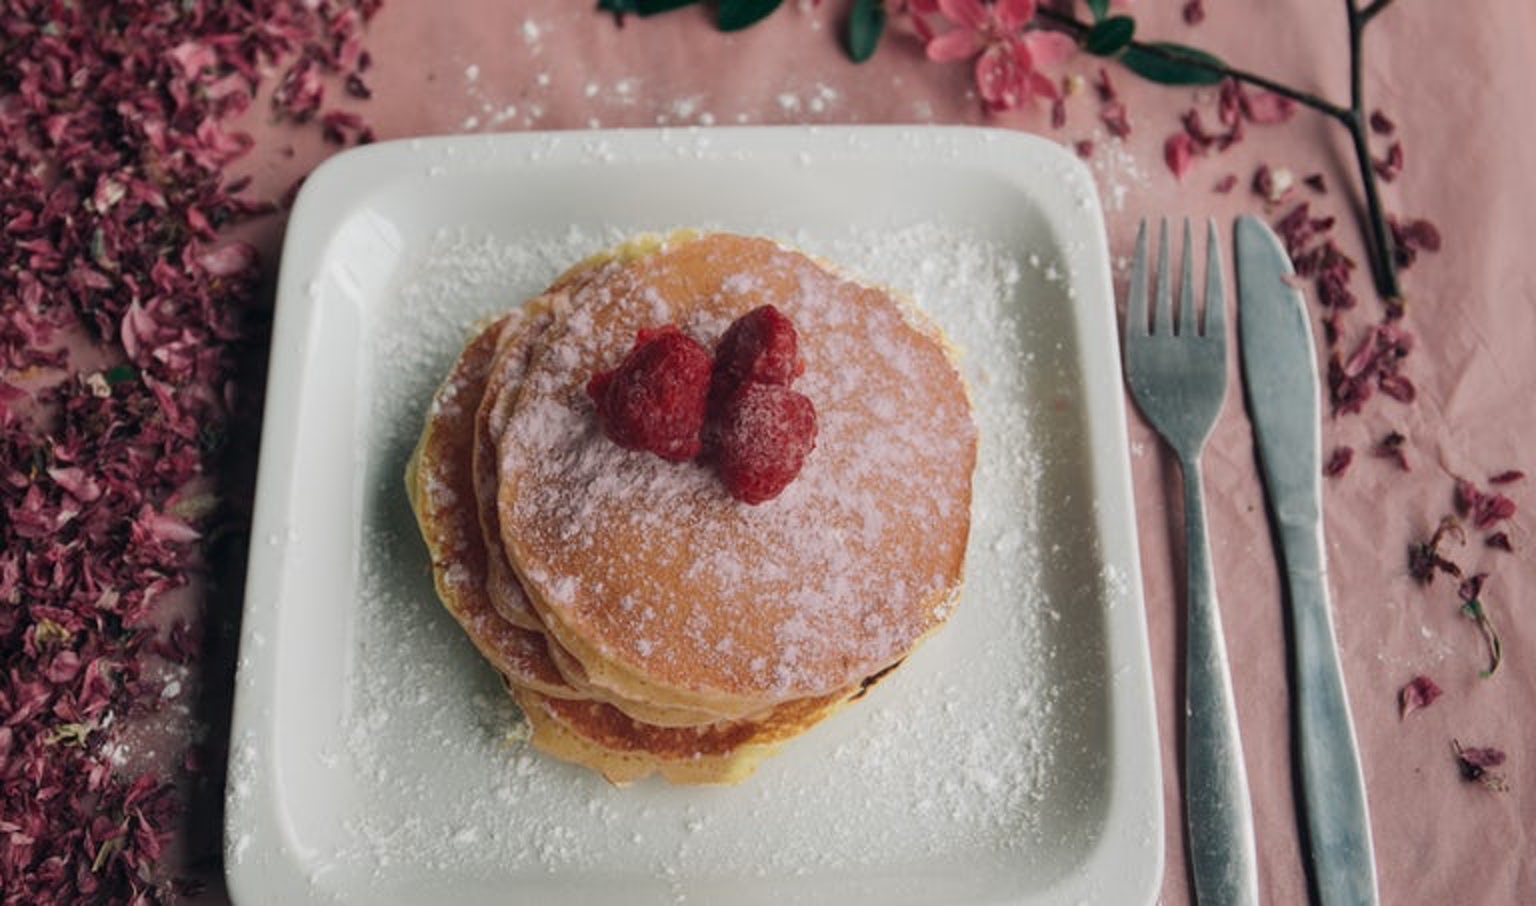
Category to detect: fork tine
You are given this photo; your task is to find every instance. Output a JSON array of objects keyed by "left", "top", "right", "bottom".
[
  {"left": 1203, "top": 218, "right": 1225, "bottom": 340},
  {"left": 1153, "top": 219, "right": 1173, "bottom": 336},
  {"left": 1178, "top": 218, "right": 1195, "bottom": 336},
  {"left": 1126, "top": 220, "right": 1149, "bottom": 337}
]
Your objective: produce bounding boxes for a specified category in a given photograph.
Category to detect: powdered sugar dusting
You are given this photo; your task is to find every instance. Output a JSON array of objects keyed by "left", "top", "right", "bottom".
[
  {"left": 1083, "top": 133, "right": 1150, "bottom": 213},
  {"left": 497, "top": 238, "right": 974, "bottom": 700},
  {"left": 306, "top": 220, "right": 1114, "bottom": 895}
]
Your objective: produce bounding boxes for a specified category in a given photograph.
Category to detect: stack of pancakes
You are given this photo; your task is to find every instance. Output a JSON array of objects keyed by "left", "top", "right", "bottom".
[{"left": 406, "top": 232, "right": 977, "bottom": 784}]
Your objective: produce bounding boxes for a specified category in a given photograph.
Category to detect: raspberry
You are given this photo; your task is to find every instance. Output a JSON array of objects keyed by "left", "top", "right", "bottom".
[
  {"left": 710, "top": 304, "right": 804, "bottom": 406},
  {"left": 585, "top": 325, "right": 713, "bottom": 462},
  {"left": 709, "top": 382, "right": 818, "bottom": 504}
]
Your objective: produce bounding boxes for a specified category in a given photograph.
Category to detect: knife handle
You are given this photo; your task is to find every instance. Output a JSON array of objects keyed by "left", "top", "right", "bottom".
[
  {"left": 1278, "top": 520, "right": 1379, "bottom": 906},
  {"left": 1182, "top": 458, "right": 1260, "bottom": 906}
]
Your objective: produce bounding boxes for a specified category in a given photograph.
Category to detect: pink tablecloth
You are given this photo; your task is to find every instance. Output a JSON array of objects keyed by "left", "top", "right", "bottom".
[{"left": 15, "top": 1, "right": 1536, "bottom": 903}]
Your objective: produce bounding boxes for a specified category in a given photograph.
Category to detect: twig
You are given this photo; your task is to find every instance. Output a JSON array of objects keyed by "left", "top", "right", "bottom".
[
  {"left": 1037, "top": 2, "right": 1402, "bottom": 302},
  {"left": 1344, "top": 0, "right": 1401, "bottom": 303},
  {"left": 1360, "top": 0, "right": 1397, "bottom": 26}
]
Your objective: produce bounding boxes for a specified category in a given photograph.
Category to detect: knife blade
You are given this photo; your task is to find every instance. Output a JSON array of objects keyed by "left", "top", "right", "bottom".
[{"left": 1235, "top": 215, "right": 1379, "bottom": 906}]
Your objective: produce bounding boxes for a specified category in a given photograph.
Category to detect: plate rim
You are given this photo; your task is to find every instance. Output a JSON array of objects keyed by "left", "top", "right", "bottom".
[{"left": 224, "top": 124, "right": 1162, "bottom": 906}]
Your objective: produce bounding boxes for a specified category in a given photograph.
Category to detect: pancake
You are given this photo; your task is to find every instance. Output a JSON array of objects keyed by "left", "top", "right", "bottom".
[
  {"left": 510, "top": 682, "right": 854, "bottom": 785},
  {"left": 494, "top": 233, "right": 977, "bottom": 718},
  {"left": 411, "top": 298, "right": 734, "bottom": 726},
  {"left": 404, "top": 313, "right": 579, "bottom": 699},
  {"left": 408, "top": 265, "right": 851, "bottom": 738},
  {"left": 474, "top": 301, "right": 554, "bottom": 632},
  {"left": 472, "top": 252, "right": 639, "bottom": 633},
  {"left": 407, "top": 305, "right": 864, "bottom": 776},
  {"left": 536, "top": 621, "right": 734, "bottom": 727},
  {"left": 410, "top": 230, "right": 978, "bottom": 785},
  {"left": 471, "top": 270, "right": 756, "bottom": 728}
]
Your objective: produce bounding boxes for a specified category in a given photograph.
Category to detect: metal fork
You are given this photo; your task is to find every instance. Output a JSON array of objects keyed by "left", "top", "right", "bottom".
[{"left": 1123, "top": 219, "right": 1258, "bottom": 906}]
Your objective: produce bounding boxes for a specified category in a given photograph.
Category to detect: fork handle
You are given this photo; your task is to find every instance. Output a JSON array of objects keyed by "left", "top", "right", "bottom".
[{"left": 1181, "top": 456, "right": 1260, "bottom": 906}]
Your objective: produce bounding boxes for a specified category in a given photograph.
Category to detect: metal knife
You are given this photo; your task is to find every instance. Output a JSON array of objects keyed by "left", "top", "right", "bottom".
[{"left": 1235, "top": 215, "right": 1379, "bottom": 906}]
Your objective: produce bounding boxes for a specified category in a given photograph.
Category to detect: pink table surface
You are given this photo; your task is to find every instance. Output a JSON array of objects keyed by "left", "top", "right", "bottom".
[{"left": 60, "top": 1, "right": 1536, "bottom": 903}]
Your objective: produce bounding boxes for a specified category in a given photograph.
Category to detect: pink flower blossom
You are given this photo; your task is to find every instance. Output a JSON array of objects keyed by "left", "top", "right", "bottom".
[
  {"left": 920, "top": 0, "right": 1077, "bottom": 112},
  {"left": 1398, "top": 674, "right": 1442, "bottom": 718}
]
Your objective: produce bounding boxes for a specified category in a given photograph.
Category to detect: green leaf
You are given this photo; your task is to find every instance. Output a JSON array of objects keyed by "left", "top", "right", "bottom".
[
  {"left": 1086, "top": 0, "right": 1111, "bottom": 22},
  {"left": 1084, "top": 15, "right": 1135, "bottom": 57},
  {"left": 1119, "top": 41, "right": 1226, "bottom": 86},
  {"left": 718, "top": 0, "right": 783, "bottom": 31},
  {"left": 640, "top": 0, "right": 701, "bottom": 12},
  {"left": 596, "top": 0, "right": 700, "bottom": 14},
  {"left": 844, "top": 0, "right": 885, "bottom": 63},
  {"left": 103, "top": 363, "right": 138, "bottom": 385},
  {"left": 643, "top": 0, "right": 703, "bottom": 13}
]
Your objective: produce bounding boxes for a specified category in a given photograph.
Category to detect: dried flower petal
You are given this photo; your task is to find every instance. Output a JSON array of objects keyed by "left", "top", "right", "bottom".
[
  {"left": 1179, "top": 101, "right": 1243, "bottom": 155},
  {"left": 1373, "top": 142, "right": 1404, "bottom": 182},
  {"left": 1457, "top": 572, "right": 1486, "bottom": 604},
  {"left": 1455, "top": 742, "right": 1506, "bottom": 770},
  {"left": 1274, "top": 202, "right": 1335, "bottom": 259},
  {"left": 1323, "top": 445, "right": 1354, "bottom": 477},
  {"left": 1454, "top": 479, "right": 1479, "bottom": 515},
  {"left": 1252, "top": 164, "right": 1296, "bottom": 204},
  {"left": 1452, "top": 739, "right": 1509, "bottom": 791},
  {"left": 1455, "top": 478, "right": 1518, "bottom": 529},
  {"left": 0, "top": 2, "right": 379, "bottom": 899},
  {"left": 1408, "top": 516, "right": 1464, "bottom": 584},
  {"left": 1328, "top": 322, "right": 1413, "bottom": 414},
  {"left": 1399, "top": 675, "right": 1442, "bottom": 718},
  {"left": 345, "top": 73, "right": 373, "bottom": 100},
  {"left": 1377, "top": 372, "right": 1416, "bottom": 403},
  {"left": 1373, "top": 431, "right": 1410, "bottom": 471},
  {"left": 1164, "top": 133, "right": 1198, "bottom": 180},
  {"left": 1389, "top": 216, "right": 1443, "bottom": 271},
  {"left": 1094, "top": 66, "right": 1118, "bottom": 103},
  {"left": 1100, "top": 100, "right": 1131, "bottom": 139},
  {"left": 1402, "top": 219, "right": 1442, "bottom": 251},
  {"left": 1239, "top": 88, "right": 1296, "bottom": 125}
]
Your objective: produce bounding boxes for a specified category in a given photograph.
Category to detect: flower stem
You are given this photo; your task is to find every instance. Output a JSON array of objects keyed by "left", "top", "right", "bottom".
[
  {"left": 1345, "top": 0, "right": 1402, "bottom": 304},
  {"left": 1037, "top": 2, "right": 1402, "bottom": 302},
  {"left": 1360, "top": 0, "right": 1397, "bottom": 26}
]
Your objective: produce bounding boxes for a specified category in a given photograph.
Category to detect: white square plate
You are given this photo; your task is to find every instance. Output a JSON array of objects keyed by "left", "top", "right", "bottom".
[{"left": 226, "top": 126, "right": 1161, "bottom": 905}]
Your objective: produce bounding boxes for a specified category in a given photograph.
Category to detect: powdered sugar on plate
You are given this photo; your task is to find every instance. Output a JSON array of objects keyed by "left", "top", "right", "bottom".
[{"left": 304, "top": 220, "right": 1107, "bottom": 897}]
